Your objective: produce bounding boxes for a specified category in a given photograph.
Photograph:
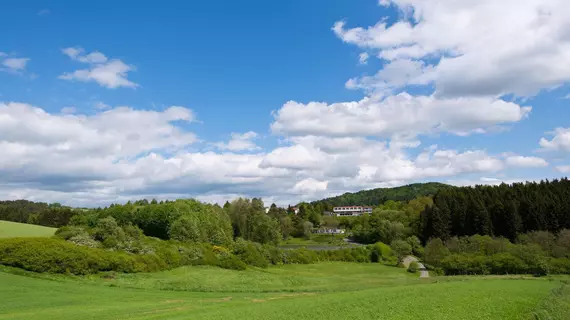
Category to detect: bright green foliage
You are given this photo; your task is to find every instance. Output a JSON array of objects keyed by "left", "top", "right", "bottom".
[
  {"left": 424, "top": 238, "right": 450, "bottom": 266},
  {"left": 406, "top": 235, "right": 423, "bottom": 257},
  {"left": 0, "top": 220, "right": 56, "bottom": 238},
  {"left": 390, "top": 239, "right": 412, "bottom": 263},
  {"left": 169, "top": 206, "right": 233, "bottom": 246},
  {"left": 370, "top": 242, "right": 393, "bottom": 262},
  {"left": 226, "top": 198, "right": 281, "bottom": 245},
  {"left": 233, "top": 238, "right": 270, "bottom": 268},
  {"left": 284, "top": 247, "right": 319, "bottom": 264},
  {"left": 407, "top": 261, "right": 419, "bottom": 273},
  {"left": 425, "top": 234, "right": 570, "bottom": 276},
  {"left": 0, "top": 237, "right": 165, "bottom": 274},
  {"left": 217, "top": 254, "right": 248, "bottom": 270},
  {"left": 69, "top": 199, "right": 232, "bottom": 242}
]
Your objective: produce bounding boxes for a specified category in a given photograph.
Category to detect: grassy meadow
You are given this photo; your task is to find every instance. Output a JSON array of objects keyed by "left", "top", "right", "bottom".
[
  {"left": 1, "top": 263, "right": 569, "bottom": 320},
  {"left": 0, "top": 220, "right": 55, "bottom": 238}
]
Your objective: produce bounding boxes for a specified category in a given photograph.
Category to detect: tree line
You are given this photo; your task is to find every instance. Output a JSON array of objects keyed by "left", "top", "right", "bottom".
[
  {"left": 311, "top": 182, "right": 449, "bottom": 207},
  {"left": 0, "top": 200, "right": 76, "bottom": 227},
  {"left": 420, "top": 178, "right": 570, "bottom": 242}
]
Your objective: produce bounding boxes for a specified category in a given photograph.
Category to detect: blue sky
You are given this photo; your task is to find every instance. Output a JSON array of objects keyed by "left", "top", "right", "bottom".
[{"left": 1, "top": 0, "right": 569, "bottom": 206}]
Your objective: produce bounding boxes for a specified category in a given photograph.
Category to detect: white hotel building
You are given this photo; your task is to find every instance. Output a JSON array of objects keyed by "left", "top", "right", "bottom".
[{"left": 333, "top": 206, "right": 373, "bottom": 217}]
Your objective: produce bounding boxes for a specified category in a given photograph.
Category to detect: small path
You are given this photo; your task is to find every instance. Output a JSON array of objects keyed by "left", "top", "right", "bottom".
[{"left": 402, "top": 255, "right": 430, "bottom": 278}]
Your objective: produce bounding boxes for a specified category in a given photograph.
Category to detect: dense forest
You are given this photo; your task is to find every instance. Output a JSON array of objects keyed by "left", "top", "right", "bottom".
[
  {"left": 421, "top": 178, "right": 570, "bottom": 241},
  {"left": 311, "top": 182, "right": 450, "bottom": 208},
  {"left": 0, "top": 200, "right": 77, "bottom": 227}
]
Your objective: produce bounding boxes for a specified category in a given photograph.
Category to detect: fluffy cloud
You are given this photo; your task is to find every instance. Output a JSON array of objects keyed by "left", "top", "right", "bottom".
[
  {"left": 557, "top": 165, "right": 570, "bottom": 173},
  {"left": 0, "top": 102, "right": 196, "bottom": 174},
  {"left": 214, "top": 131, "right": 260, "bottom": 151},
  {"left": 1, "top": 54, "right": 30, "bottom": 74},
  {"left": 271, "top": 93, "right": 530, "bottom": 138},
  {"left": 505, "top": 155, "right": 549, "bottom": 168},
  {"left": 334, "top": 0, "right": 570, "bottom": 98},
  {"left": 59, "top": 47, "right": 137, "bottom": 88},
  {"left": 2, "top": 58, "right": 29, "bottom": 71},
  {"left": 260, "top": 144, "right": 328, "bottom": 170},
  {"left": 292, "top": 178, "right": 328, "bottom": 194},
  {"left": 358, "top": 52, "right": 369, "bottom": 65},
  {"left": 0, "top": 101, "right": 548, "bottom": 207},
  {"left": 539, "top": 128, "right": 570, "bottom": 152}
]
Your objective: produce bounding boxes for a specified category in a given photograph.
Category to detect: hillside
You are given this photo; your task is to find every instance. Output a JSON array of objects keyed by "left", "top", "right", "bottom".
[
  {"left": 311, "top": 182, "right": 451, "bottom": 207},
  {"left": 0, "top": 220, "right": 56, "bottom": 238}
]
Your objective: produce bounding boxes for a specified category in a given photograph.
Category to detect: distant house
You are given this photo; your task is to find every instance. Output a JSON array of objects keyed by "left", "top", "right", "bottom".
[
  {"left": 312, "top": 228, "right": 345, "bottom": 234},
  {"left": 291, "top": 207, "right": 300, "bottom": 215},
  {"left": 333, "top": 206, "right": 373, "bottom": 217},
  {"left": 264, "top": 207, "right": 270, "bottom": 214}
]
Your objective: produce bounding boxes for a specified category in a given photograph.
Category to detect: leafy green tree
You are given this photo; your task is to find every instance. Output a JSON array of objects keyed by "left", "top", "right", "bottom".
[
  {"left": 406, "top": 235, "right": 423, "bottom": 257},
  {"left": 424, "top": 238, "right": 450, "bottom": 266},
  {"left": 390, "top": 239, "right": 412, "bottom": 264},
  {"left": 267, "top": 203, "right": 279, "bottom": 218},
  {"left": 302, "top": 221, "right": 313, "bottom": 240},
  {"left": 279, "top": 215, "right": 294, "bottom": 239}
]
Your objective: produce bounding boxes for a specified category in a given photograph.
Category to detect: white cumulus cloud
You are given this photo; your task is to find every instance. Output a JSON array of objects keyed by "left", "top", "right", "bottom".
[
  {"left": 60, "top": 47, "right": 137, "bottom": 89},
  {"left": 505, "top": 155, "right": 548, "bottom": 168},
  {"left": 539, "top": 128, "right": 570, "bottom": 152},
  {"left": 271, "top": 93, "right": 530, "bottom": 138},
  {"left": 214, "top": 131, "right": 260, "bottom": 151},
  {"left": 334, "top": 0, "right": 570, "bottom": 98}
]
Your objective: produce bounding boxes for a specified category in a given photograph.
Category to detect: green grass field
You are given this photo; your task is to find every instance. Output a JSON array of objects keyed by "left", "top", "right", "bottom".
[
  {"left": 0, "top": 220, "right": 56, "bottom": 238},
  {"left": 1, "top": 262, "right": 569, "bottom": 320}
]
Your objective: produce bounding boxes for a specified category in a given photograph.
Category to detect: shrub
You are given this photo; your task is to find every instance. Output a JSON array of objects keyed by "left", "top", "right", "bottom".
[
  {"left": 485, "top": 253, "right": 527, "bottom": 275},
  {"left": 284, "top": 247, "right": 318, "bottom": 264},
  {"left": 528, "top": 257, "right": 549, "bottom": 277},
  {"left": 441, "top": 254, "right": 489, "bottom": 275},
  {"left": 67, "top": 233, "right": 101, "bottom": 248},
  {"left": 55, "top": 226, "right": 87, "bottom": 240},
  {"left": 390, "top": 240, "right": 412, "bottom": 263},
  {"left": 425, "top": 238, "right": 450, "bottom": 266},
  {"left": 233, "top": 238, "right": 269, "bottom": 268},
  {"left": 408, "top": 261, "right": 419, "bottom": 273},
  {"left": 370, "top": 242, "right": 393, "bottom": 262},
  {"left": 350, "top": 247, "right": 372, "bottom": 263},
  {"left": 0, "top": 237, "right": 163, "bottom": 275},
  {"left": 218, "top": 254, "right": 247, "bottom": 270},
  {"left": 262, "top": 245, "right": 285, "bottom": 265},
  {"left": 549, "top": 258, "right": 570, "bottom": 274}
]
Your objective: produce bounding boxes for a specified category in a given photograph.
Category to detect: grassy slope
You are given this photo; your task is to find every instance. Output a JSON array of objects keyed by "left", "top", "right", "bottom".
[
  {"left": 0, "top": 220, "right": 56, "bottom": 238},
  {"left": 0, "top": 263, "right": 566, "bottom": 320},
  {"left": 76, "top": 263, "right": 419, "bottom": 293}
]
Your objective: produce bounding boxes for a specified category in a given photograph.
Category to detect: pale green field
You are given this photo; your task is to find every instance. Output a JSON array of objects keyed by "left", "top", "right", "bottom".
[
  {"left": 0, "top": 220, "right": 56, "bottom": 238},
  {"left": 1, "top": 262, "right": 568, "bottom": 320}
]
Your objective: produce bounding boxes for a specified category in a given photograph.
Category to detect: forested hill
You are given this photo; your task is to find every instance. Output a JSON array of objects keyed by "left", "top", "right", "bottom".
[
  {"left": 311, "top": 182, "right": 451, "bottom": 207},
  {"left": 0, "top": 200, "right": 76, "bottom": 228}
]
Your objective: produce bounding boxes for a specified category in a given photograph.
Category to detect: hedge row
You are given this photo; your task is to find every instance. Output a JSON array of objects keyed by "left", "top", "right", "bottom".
[
  {"left": 0, "top": 237, "right": 400, "bottom": 275},
  {"left": 0, "top": 238, "right": 165, "bottom": 275},
  {"left": 440, "top": 253, "right": 570, "bottom": 276}
]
